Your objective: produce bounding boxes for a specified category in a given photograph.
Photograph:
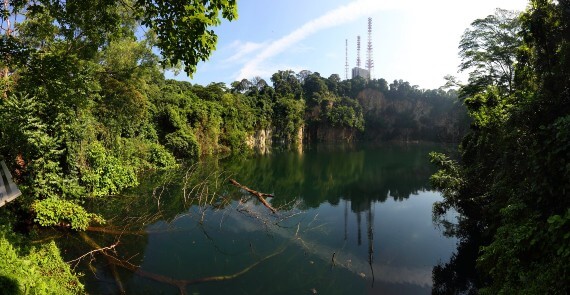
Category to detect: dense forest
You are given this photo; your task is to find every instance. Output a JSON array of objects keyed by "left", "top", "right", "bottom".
[
  {"left": 431, "top": 2, "right": 569, "bottom": 294},
  {"left": 0, "top": 0, "right": 466, "bottom": 292},
  {"left": 0, "top": 0, "right": 567, "bottom": 293}
]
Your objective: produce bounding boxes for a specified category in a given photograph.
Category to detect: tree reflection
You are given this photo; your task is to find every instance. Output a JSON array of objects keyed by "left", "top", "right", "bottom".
[
  {"left": 431, "top": 219, "right": 484, "bottom": 294},
  {"left": 223, "top": 143, "right": 445, "bottom": 210}
]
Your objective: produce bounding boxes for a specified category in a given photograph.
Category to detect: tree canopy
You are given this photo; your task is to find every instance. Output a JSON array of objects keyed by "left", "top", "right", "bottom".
[
  {"left": 431, "top": 1, "right": 569, "bottom": 293},
  {"left": 459, "top": 8, "right": 522, "bottom": 96},
  {"left": 0, "top": 0, "right": 237, "bottom": 77}
]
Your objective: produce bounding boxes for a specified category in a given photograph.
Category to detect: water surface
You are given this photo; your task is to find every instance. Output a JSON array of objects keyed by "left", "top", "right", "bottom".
[{"left": 69, "top": 143, "right": 457, "bottom": 294}]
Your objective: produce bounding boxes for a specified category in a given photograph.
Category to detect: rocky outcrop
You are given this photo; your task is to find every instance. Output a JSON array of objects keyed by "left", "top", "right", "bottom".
[
  {"left": 246, "top": 128, "right": 273, "bottom": 153},
  {"left": 305, "top": 124, "right": 358, "bottom": 142},
  {"left": 355, "top": 88, "right": 468, "bottom": 142}
]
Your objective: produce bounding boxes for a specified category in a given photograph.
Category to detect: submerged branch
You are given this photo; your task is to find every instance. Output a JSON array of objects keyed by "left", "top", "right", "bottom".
[
  {"left": 79, "top": 232, "right": 126, "bottom": 293},
  {"left": 67, "top": 241, "right": 119, "bottom": 266},
  {"left": 86, "top": 226, "right": 194, "bottom": 236},
  {"left": 79, "top": 231, "right": 285, "bottom": 295},
  {"left": 87, "top": 226, "right": 146, "bottom": 235},
  {"left": 229, "top": 179, "right": 277, "bottom": 213}
]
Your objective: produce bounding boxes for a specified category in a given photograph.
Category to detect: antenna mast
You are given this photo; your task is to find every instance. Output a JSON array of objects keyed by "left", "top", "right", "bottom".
[
  {"left": 356, "top": 35, "right": 361, "bottom": 69},
  {"left": 366, "top": 17, "right": 374, "bottom": 79},
  {"left": 345, "top": 39, "right": 349, "bottom": 80}
]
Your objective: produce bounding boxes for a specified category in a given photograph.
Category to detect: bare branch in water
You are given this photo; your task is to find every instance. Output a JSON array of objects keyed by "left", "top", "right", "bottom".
[
  {"left": 79, "top": 231, "right": 285, "bottom": 295},
  {"left": 229, "top": 179, "right": 277, "bottom": 213},
  {"left": 67, "top": 240, "right": 120, "bottom": 268}
]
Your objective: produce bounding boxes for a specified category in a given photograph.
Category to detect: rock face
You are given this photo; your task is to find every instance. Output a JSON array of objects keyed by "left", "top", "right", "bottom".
[
  {"left": 246, "top": 87, "right": 468, "bottom": 148},
  {"left": 305, "top": 124, "right": 358, "bottom": 142},
  {"left": 246, "top": 128, "right": 273, "bottom": 153},
  {"left": 296, "top": 125, "right": 303, "bottom": 143},
  {"left": 355, "top": 88, "right": 468, "bottom": 142}
]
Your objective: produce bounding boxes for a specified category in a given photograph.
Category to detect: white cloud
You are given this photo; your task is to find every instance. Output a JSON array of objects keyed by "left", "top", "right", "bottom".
[
  {"left": 236, "top": 0, "right": 406, "bottom": 80},
  {"left": 224, "top": 40, "right": 268, "bottom": 63},
  {"left": 231, "top": 62, "right": 305, "bottom": 82}
]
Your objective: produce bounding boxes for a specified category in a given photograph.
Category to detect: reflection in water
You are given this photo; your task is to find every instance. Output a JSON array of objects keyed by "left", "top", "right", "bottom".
[
  {"left": 432, "top": 221, "right": 482, "bottom": 295},
  {"left": 53, "top": 143, "right": 460, "bottom": 294},
  {"left": 224, "top": 143, "right": 447, "bottom": 209},
  {"left": 367, "top": 205, "right": 375, "bottom": 286}
]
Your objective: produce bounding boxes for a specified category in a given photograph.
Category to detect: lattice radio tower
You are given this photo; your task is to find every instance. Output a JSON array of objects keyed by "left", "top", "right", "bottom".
[
  {"left": 366, "top": 17, "right": 374, "bottom": 79},
  {"left": 345, "top": 39, "right": 349, "bottom": 80},
  {"left": 356, "top": 35, "right": 361, "bottom": 69}
]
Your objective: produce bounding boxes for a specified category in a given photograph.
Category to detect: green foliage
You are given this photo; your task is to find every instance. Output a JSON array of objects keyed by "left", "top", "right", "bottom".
[
  {"left": 96, "top": 75, "right": 150, "bottom": 137},
  {"left": 0, "top": 93, "right": 86, "bottom": 201},
  {"left": 273, "top": 96, "right": 305, "bottom": 142},
  {"left": 148, "top": 143, "right": 178, "bottom": 168},
  {"left": 135, "top": 0, "right": 238, "bottom": 75},
  {"left": 271, "top": 70, "right": 303, "bottom": 99},
  {"left": 476, "top": 206, "right": 570, "bottom": 294},
  {"left": 80, "top": 141, "right": 138, "bottom": 197},
  {"left": 165, "top": 129, "right": 201, "bottom": 159},
  {"left": 32, "top": 197, "right": 104, "bottom": 231},
  {"left": 0, "top": 238, "right": 84, "bottom": 294},
  {"left": 459, "top": 8, "right": 522, "bottom": 96},
  {"left": 547, "top": 210, "right": 570, "bottom": 259},
  {"left": 0, "top": 225, "right": 84, "bottom": 294},
  {"left": 2, "top": 0, "right": 237, "bottom": 75},
  {"left": 429, "top": 152, "right": 464, "bottom": 216},
  {"left": 324, "top": 97, "right": 365, "bottom": 131},
  {"left": 432, "top": 1, "right": 570, "bottom": 293}
]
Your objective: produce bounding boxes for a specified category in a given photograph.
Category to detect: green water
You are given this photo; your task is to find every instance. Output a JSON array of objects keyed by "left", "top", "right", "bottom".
[{"left": 66, "top": 143, "right": 458, "bottom": 294}]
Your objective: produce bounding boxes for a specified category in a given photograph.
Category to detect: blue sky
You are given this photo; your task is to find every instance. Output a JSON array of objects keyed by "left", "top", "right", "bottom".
[{"left": 167, "top": 0, "right": 528, "bottom": 89}]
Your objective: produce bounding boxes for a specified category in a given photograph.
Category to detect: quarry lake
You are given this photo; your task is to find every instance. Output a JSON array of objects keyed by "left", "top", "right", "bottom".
[{"left": 61, "top": 143, "right": 458, "bottom": 294}]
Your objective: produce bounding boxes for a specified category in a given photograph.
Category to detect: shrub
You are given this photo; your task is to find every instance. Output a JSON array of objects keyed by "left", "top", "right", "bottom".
[
  {"left": 164, "top": 129, "right": 200, "bottom": 159},
  {"left": 80, "top": 141, "right": 138, "bottom": 197},
  {"left": 148, "top": 143, "right": 177, "bottom": 168},
  {"left": 0, "top": 229, "right": 84, "bottom": 294},
  {"left": 32, "top": 197, "right": 104, "bottom": 230}
]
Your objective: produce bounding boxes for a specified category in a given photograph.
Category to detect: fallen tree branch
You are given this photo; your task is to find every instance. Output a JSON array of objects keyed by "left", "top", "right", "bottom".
[
  {"left": 86, "top": 226, "right": 189, "bottom": 235},
  {"left": 79, "top": 231, "right": 285, "bottom": 295},
  {"left": 87, "top": 226, "right": 146, "bottom": 235},
  {"left": 79, "top": 232, "right": 126, "bottom": 293},
  {"left": 67, "top": 241, "right": 119, "bottom": 266},
  {"left": 229, "top": 179, "right": 276, "bottom": 214}
]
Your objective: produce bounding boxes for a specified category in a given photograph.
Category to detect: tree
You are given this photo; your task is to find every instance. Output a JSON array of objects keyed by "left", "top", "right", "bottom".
[
  {"left": 273, "top": 95, "right": 305, "bottom": 142},
  {"left": 302, "top": 72, "right": 327, "bottom": 106},
  {"left": 0, "top": 0, "right": 237, "bottom": 81},
  {"left": 271, "top": 70, "right": 303, "bottom": 99},
  {"left": 459, "top": 8, "right": 522, "bottom": 96},
  {"left": 326, "top": 74, "right": 341, "bottom": 94},
  {"left": 431, "top": 2, "right": 570, "bottom": 293},
  {"left": 137, "top": 0, "right": 237, "bottom": 75},
  {"left": 251, "top": 76, "right": 268, "bottom": 91},
  {"left": 296, "top": 69, "right": 312, "bottom": 84},
  {"left": 367, "top": 78, "right": 388, "bottom": 93},
  {"left": 230, "top": 78, "right": 252, "bottom": 93}
]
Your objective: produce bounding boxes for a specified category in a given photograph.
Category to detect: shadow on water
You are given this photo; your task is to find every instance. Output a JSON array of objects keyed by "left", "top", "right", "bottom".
[{"left": 45, "top": 143, "right": 471, "bottom": 294}]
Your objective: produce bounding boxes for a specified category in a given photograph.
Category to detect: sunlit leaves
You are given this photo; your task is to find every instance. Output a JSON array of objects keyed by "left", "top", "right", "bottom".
[
  {"left": 0, "top": 234, "right": 84, "bottom": 294},
  {"left": 33, "top": 197, "right": 104, "bottom": 230},
  {"left": 136, "top": 0, "right": 237, "bottom": 75}
]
